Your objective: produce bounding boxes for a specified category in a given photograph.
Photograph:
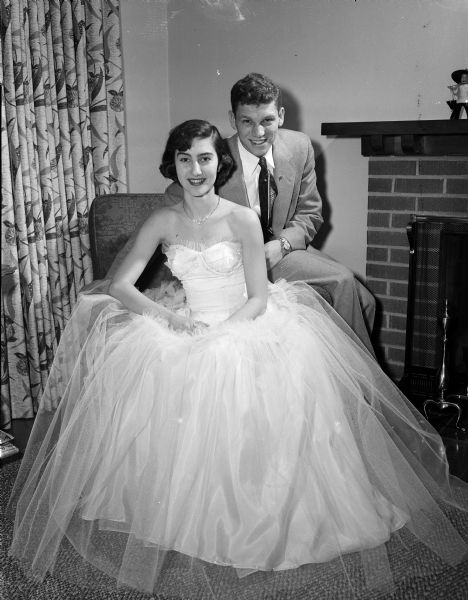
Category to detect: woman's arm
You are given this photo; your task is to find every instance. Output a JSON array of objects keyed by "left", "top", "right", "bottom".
[
  {"left": 227, "top": 208, "right": 268, "bottom": 323},
  {"left": 108, "top": 211, "right": 191, "bottom": 329}
]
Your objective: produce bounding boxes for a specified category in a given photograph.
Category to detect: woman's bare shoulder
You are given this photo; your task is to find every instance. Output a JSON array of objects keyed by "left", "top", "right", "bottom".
[
  {"left": 142, "top": 202, "right": 183, "bottom": 228},
  {"left": 219, "top": 199, "right": 262, "bottom": 240},
  {"left": 220, "top": 198, "right": 257, "bottom": 223}
]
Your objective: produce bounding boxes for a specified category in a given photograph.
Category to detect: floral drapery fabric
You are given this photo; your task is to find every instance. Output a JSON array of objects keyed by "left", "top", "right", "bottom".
[{"left": 1, "top": 0, "right": 127, "bottom": 428}]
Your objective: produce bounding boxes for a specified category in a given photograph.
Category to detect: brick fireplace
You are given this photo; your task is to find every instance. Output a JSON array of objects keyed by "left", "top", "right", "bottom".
[{"left": 321, "top": 120, "right": 468, "bottom": 383}]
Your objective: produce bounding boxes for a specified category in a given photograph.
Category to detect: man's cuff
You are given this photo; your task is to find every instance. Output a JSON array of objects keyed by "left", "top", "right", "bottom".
[{"left": 277, "top": 228, "right": 307, "bottom": 251}]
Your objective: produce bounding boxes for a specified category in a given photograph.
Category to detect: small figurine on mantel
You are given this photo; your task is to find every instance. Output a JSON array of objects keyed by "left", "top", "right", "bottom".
[{"left": 448, "top": 68, "right": 468, "bottom": 119}]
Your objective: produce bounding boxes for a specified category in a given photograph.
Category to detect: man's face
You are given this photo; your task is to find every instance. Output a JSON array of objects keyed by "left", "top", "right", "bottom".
[{"left": 229, "top": 101, "right": 285, "bottom": 158}]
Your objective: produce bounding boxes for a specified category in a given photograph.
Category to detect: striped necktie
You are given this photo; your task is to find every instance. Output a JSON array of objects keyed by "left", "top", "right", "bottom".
[{"left": 258, "top": 156, "right": 277, "bottom": 242}]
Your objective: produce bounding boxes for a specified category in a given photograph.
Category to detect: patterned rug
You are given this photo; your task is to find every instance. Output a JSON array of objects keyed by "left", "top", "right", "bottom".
[{"left": 1, "top": 458, "right": 468, "bottom": 600}]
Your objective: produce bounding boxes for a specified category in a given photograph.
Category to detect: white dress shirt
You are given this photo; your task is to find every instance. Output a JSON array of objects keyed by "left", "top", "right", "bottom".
[{"left": 237, "top": 139, "right": 275, "bottom": 217}]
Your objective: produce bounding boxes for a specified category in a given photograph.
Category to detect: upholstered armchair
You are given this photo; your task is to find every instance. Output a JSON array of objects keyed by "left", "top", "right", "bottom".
[
  {"left": 88, "top": 193, "right": 174, "bottom": 290},
  {"left": 88, "top": 193, "right": 331, "bottom": 302}
]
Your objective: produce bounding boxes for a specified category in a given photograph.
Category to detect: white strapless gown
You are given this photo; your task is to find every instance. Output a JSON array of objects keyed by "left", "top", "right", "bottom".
[{"left": 9, "top": 241, "right": 468, "bottom": 598}]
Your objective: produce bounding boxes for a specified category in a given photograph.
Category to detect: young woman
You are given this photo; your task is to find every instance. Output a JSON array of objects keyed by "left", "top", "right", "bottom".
[{"left": 9, "top": 120, "right": 468, "bottom": 599}]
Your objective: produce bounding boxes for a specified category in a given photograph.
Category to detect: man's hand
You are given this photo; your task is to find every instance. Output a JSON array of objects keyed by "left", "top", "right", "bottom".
[{"left": 264, "top": 239, "right": 283, "bottom": 271}]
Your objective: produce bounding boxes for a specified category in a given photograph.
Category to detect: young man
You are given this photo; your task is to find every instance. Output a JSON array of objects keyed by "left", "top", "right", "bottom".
[{"left": 167, "top": 73, "right": 376, "bottom": 352}]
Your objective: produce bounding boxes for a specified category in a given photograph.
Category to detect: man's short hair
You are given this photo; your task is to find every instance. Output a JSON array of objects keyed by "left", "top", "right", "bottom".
[{"left": 230, "top": 73, "right": 282, "bottom": 115}]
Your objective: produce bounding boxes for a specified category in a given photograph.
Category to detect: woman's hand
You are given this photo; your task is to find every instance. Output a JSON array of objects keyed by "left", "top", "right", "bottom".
[
  {"left": 167, "top": 313, "right": 193, "bottom": 331},
  {"left": 168, "top": 313, "right": 208, "bottom": 333},
  {"left": 192, "top": 320, "right": 209, "bottom": 333}
]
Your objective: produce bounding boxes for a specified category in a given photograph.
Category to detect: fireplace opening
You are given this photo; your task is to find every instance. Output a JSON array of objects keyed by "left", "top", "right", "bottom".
[{"left": 400, "top": 215, "right": 468, "bottom": 405}]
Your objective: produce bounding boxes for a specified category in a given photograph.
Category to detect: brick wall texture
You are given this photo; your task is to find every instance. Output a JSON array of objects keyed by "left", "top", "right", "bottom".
[{"left": 366, "top": 157, "right": 468, "bottom": 381}]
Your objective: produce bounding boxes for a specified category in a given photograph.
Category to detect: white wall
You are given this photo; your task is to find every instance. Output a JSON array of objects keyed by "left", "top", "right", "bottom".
[
  {"left": 122, "top": 0, "right": 468, "bottom": 276},
  {"left": 120, "top": 0, "right": 170, "bottom": 192}
]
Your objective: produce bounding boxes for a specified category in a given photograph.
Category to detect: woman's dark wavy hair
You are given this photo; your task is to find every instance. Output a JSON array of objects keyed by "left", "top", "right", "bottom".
[
  {"left": 230, "top": 73, "right": 282, "bottom": 115},
  {"left": 159, "top": 120, "right": 234, "bottom": 189}
]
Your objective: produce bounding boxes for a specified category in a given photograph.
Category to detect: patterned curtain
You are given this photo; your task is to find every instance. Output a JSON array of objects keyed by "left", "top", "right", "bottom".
[{"left": 1, "top": 0, "right": 127, "bottom": 428}]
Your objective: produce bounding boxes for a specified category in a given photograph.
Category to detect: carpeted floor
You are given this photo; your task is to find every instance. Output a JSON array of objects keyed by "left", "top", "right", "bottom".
[{"left": 1, "top": 457, "right": 468, "bottom": 600}]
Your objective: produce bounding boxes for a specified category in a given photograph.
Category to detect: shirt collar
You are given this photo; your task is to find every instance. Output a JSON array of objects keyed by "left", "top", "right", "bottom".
[{"left": 237, "top": 138, "right": 275, "bottom": 177}]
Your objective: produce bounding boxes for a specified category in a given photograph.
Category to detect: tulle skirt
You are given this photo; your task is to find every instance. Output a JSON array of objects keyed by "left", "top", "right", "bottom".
[{"left": 8, "top": 280, "right": 468, "bottom": 598}]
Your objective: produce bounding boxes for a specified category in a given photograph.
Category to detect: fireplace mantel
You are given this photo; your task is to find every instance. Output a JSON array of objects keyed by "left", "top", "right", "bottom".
[
  {"left": 321, "top": 120, "right": 468, "bottom": 156},
  {"left": 320, "top": 119, "right": 467, "bottom": 381}
]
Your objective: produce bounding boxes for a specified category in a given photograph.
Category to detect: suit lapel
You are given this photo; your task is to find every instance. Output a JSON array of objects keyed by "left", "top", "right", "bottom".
[
  {"left": 272, "top": 133, "right": 295, "bottom": 231},
  {"left": 219, "top": 136, "right": 250, "bottom": 207},
  {"left": 221, "top": 133, "right": 295, "bottom": 232}
]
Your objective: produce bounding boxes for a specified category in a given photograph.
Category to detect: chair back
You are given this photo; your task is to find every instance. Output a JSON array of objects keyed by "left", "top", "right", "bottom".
[{"left": 89, "top": 193, "right": 167, "bottom": 279}]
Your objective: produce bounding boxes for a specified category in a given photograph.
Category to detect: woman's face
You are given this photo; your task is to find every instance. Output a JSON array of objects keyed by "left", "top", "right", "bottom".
[{"left": 175, "top": 136, "right": 219, "bottom": 197}]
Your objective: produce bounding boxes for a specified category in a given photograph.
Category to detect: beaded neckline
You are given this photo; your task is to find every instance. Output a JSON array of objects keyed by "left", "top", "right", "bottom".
[{"left": 182, "top": 196, "right": 220, "bottom": 225}]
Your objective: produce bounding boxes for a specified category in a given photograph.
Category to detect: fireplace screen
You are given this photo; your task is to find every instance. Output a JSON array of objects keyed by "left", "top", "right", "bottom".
[{"left": 401, "top": 215, "right": 468, "bottom": 402}]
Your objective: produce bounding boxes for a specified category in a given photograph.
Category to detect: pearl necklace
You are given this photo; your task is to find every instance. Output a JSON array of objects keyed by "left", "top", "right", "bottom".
[{"left": 183, "top": 195, "right": 220, "bottom": 225}]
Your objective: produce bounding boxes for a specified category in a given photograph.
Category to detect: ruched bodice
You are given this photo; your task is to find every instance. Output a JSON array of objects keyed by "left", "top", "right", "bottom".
[{"left": 164, "top": 241, "right": 247, "bottom": 325}]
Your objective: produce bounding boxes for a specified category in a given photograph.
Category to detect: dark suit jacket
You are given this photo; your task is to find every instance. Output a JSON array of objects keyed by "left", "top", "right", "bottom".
[{"left": 166, "top": 129, "right": 323, "bottom": 251}]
